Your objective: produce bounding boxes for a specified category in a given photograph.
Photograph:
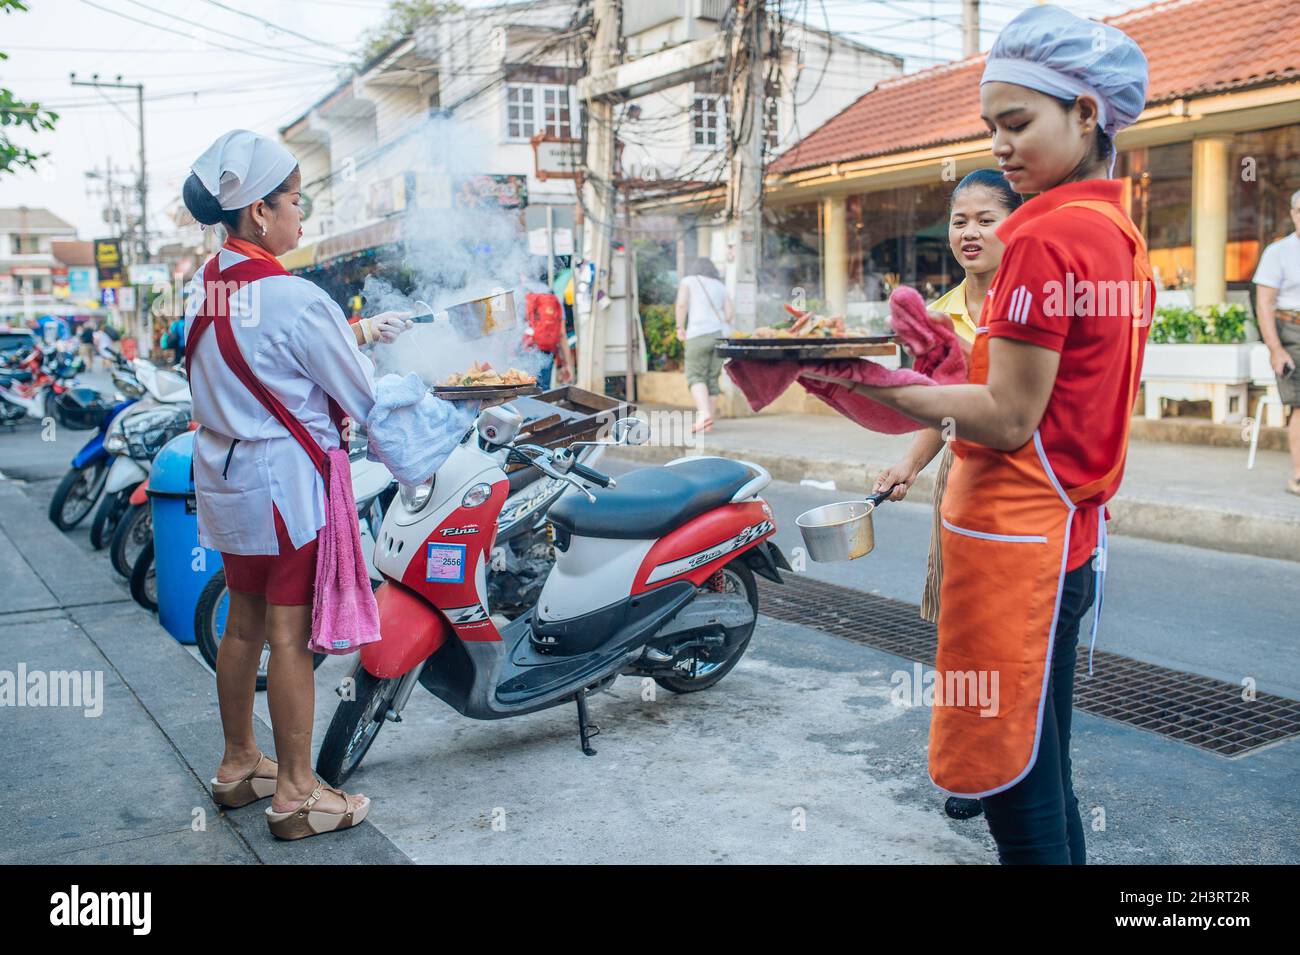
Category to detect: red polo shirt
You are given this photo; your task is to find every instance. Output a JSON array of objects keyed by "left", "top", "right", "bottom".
[{"left": 984, "top": 179, "right": 1151, "bottom": 572}]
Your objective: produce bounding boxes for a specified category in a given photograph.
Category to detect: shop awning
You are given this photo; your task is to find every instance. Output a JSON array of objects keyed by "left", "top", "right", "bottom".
[{"left": 278, "top": 217, "right": 404, "bottom": 272}]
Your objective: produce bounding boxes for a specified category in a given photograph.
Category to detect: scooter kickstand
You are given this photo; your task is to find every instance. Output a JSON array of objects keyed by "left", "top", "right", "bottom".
[{"left": 574, "top": 688, "right": 600, "bottom": 756}]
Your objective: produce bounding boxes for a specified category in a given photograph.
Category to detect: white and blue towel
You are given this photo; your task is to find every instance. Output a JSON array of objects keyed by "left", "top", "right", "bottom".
[{"left": 364, "top": 372, "right": 477, "bottom": 485}]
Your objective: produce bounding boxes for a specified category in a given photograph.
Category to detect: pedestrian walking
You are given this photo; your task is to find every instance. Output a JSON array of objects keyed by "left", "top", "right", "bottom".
[
  {"left": 1251, "top": 189, "right": 1300, "bottom": 495},
  {"left": 676, "top": 256, "right": 733, "bottom": 433}
]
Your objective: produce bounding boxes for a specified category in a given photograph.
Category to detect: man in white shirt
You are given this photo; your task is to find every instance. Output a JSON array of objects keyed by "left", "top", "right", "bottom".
[{"left": 1252, "top": 188, "right": 1300, "bottom": 495}]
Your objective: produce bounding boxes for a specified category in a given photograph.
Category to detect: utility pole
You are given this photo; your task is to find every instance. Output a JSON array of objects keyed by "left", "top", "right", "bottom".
[
  {"left": 71, "top": 74, "right": 148, "bottom": 262},
  {"left": 723, "top": 0, "right": 769, "bottom": 334},
  {"left": 962, "top": 0, "right": 980, "bottom": 58},
  {"left": 576, "top": 0, "right": 620, "bottom": 392}
]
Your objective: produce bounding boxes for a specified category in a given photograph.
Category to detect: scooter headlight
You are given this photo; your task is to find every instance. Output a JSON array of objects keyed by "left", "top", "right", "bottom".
[
  {"left": 461, "top": 482, "right": 492, "bottom": 508},
  {"left": 104, "top": 432, "right": 128, "bottom": 454},
  {"left": 399, "top": 476, "right": 434, "bottom": 512}
]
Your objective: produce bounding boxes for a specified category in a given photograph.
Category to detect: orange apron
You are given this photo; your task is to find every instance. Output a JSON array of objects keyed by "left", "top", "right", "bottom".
[{"left": 928, "top": 199, "right": 1151, "bottom": 799}]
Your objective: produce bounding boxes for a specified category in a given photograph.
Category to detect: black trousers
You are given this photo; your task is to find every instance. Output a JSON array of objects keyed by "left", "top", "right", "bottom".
[{"left": 980, "top": 561, "right": 1097, "bottom": 865}]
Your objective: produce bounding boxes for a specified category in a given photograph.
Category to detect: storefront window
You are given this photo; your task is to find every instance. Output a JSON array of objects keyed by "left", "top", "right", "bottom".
[
  {"left": 1227, "top": 124, "right": 1300, "bottom": 286},
  {"left": 845, "top": 182, "right": 954, "bottom": 314},
  {"left": 1117, "top": 142, "right": 1193, "bottom": 289}
]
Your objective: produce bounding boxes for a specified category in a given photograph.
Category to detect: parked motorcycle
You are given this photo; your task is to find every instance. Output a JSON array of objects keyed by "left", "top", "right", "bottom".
[
  {"left": 0, "top": 343, "right": 82, "bottom": 423},
  {"left": 46, "top": 392, "right": 136, "bottom": 530},
  {"left": 316, "top": 407, "right": 790, "bottom": 784},
  {"left": 90, "top": 362, "right": 191, "bottom": 551}
]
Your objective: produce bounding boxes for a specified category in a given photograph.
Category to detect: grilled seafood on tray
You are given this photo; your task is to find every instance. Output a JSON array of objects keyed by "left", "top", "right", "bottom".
[
  {"left": 438, "top": 361, "right": 536, "bottom": 387},
  {"left": 729, "top": 304, "right": 848, "bottom": 339}
]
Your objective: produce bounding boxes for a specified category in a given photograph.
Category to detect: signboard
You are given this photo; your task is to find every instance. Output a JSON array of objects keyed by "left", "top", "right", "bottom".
[
  {"left": 531, "top": 133, "right": 582, "bottom": 181},
  {"left": 528, "top": 227, "right": 575, "bottom": 257},
  {"left": 68, "top": 267, "right": 96, "bottom": 298},
  {"left": 453, "top": 174, "right": 528, "bottom": 210},
  {"left": 128, "top": 263, "right": 170, "bottom": 287},
  {"left": 94, "top": 238, "right": 124, "bottom": 289},
  {"left": 100, "top": 287, "right": 117, "bottom": 307}
]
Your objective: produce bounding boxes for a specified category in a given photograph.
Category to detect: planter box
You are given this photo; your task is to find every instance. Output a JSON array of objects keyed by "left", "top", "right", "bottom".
[
  {"left": 1141, "top": 343, "right": 1254, "bottom": 382},
  {"left": 1139, "top": 343, "right": 1272, "bottom": 424}
]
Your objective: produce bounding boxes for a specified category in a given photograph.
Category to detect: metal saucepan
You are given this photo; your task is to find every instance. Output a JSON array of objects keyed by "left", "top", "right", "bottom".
[{"left": 795, "top": 486, "right": 898, "bottom": 562}]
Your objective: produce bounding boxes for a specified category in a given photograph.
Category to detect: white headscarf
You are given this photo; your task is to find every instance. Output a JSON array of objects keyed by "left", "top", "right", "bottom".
[
  {"left": 981, "top": 5, "right": 1149, "bottom": 173},
  {"left": 191, "top": 129, "right": 298, "bottom": 211}
]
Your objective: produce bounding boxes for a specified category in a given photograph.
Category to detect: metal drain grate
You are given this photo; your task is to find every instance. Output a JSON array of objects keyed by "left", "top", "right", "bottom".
[{"left": 758, "top": 575, "right": 1300, "bottom": 757}]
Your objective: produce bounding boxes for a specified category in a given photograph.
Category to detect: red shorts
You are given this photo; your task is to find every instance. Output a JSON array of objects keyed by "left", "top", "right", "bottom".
[{"left": 220, "top": 505, "right": 319, "bottom": 605}]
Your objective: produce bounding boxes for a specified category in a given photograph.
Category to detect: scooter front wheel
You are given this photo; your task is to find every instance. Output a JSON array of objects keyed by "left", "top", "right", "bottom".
[
  {"left": 49, "top": 460, "right": 108, "bottom": 530},
  {"left": 317, "top": 664, "right": 399, "bottom": 786},
  {"left": 654, "top": 560, "right": 758, "bottom": 695}
]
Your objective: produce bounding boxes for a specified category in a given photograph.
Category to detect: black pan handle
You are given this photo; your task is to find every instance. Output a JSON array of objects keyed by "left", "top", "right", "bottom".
[{"left": 866, "top": 483, "right": 902, "bottom": 506}]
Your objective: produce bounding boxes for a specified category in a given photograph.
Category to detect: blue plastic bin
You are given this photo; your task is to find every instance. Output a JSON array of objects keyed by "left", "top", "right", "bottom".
[{"left": 148, "top": 431, "right": 223, "bottom": 644}]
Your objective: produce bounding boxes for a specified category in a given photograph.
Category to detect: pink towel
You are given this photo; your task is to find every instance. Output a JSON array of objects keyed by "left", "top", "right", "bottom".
[
  {"left": 889, "top": 286, "right": 966, "bottom": 383},
  {"left": 309, "top": 448, "right": 382, "bottom": 654},
  {"left": 726, "top": 358, "right": 937, "bottom": 433},
  {"left": 724, "top": 286, "right": 968, "bottom": 434}
]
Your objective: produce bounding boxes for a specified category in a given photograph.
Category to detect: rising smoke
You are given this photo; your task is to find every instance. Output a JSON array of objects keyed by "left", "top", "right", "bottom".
[{"left": 359, "top": 115, "right": 553, "bottom": 385}]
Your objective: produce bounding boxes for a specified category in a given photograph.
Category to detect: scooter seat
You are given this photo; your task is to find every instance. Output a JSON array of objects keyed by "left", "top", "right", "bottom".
[
  {"left": 548, "top": 458, "right": 755, "bottom": 540},
  {"left": 0, "top": 369, "right": 32, "bottom": 384}
]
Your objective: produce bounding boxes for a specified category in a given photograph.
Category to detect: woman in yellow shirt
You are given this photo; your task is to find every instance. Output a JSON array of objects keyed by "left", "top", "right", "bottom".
[{"left": 874, "top": 168, "right": 1022, "bottom": 819}]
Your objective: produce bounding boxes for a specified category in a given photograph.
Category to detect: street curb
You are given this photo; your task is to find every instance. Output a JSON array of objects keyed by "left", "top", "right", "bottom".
[{"left": 610, "top": 443, "right": 1300, "bottom": 563}]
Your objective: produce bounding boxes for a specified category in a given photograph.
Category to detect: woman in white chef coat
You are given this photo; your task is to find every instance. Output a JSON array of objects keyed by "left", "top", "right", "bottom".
[{"left": 182, "top": 129, "right": 412, "bottom": 839}]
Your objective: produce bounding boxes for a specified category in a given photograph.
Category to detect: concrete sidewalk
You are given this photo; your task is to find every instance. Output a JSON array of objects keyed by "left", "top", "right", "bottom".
[
  {"left": 614, "top": 410, "right": 1300, "bottom": 562},
  {"left": 0, "top": 478, "right": 410, "bottom": 865}
]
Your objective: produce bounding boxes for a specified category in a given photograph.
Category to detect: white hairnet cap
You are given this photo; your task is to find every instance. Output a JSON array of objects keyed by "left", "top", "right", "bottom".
[
  {"left": 191, "top": 129, "right": 298, "bottom": 211},
  {"left": 980, "top": 5, "right": 1149, "bottom": 143}
]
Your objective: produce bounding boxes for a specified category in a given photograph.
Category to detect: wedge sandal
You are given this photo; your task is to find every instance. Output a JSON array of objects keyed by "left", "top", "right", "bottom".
[
  {"left": 210, "top": 752, "right": 278, "bottom": 808},
  {"left": 266, "top": 780, "right": 370, "bottom": 841}
]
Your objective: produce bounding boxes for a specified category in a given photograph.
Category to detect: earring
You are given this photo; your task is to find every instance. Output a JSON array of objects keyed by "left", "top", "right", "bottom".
[{"left": 260, "top": 224, "right": 267, "bottom": 236}]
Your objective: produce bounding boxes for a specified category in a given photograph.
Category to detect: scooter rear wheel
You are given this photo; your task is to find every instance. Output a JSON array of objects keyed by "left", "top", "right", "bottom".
[
  {"left": 654, "top": 560, "right": 758, "bottom": 694},
  {"left": 90, "top": 488, "right": 130, "bottom": 550},
  {"left": 317, "top": 664, "right": 399, "bottom": 786}
]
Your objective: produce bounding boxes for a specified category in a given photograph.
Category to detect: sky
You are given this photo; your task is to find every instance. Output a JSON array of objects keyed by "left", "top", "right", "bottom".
[{"left": 0, "top": 0, "right": 1139, "bottom": 248}]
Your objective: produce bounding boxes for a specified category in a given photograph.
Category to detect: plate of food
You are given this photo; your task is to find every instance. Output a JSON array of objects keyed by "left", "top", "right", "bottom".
[
  {"left": 718, "top": 305, "right": 896, "bottom": 360},
  {"left": 431, "top": 361, "right": 541, "bottom": 400}
]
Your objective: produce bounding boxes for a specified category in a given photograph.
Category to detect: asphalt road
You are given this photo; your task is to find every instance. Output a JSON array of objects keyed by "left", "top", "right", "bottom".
[{"left": 2, "top": 417, "right": 1296, "bottom": 863}]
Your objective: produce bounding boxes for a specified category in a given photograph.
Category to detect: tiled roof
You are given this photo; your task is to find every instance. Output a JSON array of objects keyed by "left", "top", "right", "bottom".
[
  {"left": 771, "top": 0, "right": 1300, "bottom": 175},
  {"left": 0, "top": 207, "right": 76, "bottom": 232}
]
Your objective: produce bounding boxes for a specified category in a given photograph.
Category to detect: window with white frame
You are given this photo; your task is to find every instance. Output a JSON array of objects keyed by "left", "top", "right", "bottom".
[
  {"left": 692, "top": 94, "right": 724, "bottom": 148},
  {"left": 506, "top": 83, "right": 572, "bottom": 140}
]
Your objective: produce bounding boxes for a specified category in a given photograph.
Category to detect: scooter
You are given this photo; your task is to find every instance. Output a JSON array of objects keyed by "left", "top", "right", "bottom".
[
  {"left": 316, "top": 405, "right": 790, "bottom": 784},
  {"left": 90, "top": 362, "right": 192, "bottom": 550},
  {"left": 46, "top": 390, "right": 137, "bottom": 530},
  {"left": 0, "top": 343, "right": 80, "bottom": 423}
]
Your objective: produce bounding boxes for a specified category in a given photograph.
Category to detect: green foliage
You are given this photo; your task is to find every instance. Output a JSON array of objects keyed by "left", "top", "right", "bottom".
[
  {"left": 1149, "top": 304, "right": 1249, "bottom": 344},
  {"left": 357, "top": 1, "right": 463, "bottom": 68},
  {"left": 640, "top": 303, "right": 683, "bottom": 371},
  {"left": 1, "top": 1, "right": 58, "bottom": 178}
]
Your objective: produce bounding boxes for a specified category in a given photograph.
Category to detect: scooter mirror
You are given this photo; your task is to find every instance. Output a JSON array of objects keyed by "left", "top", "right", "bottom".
[{"left": 613, "top": 416, "right": 650, "bottom": 446}]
